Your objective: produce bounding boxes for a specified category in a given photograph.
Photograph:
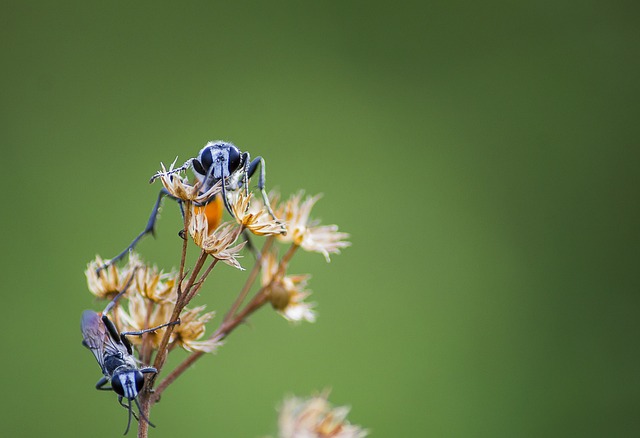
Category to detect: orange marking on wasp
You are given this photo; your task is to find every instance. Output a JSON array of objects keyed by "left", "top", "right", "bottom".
[{"left": 194, "top": 194, "right": 224, "bottom": 231}]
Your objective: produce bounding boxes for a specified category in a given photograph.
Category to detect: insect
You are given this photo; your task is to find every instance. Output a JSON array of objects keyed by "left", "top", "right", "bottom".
[
  {"left": 81, "top": 275, "right": 179, "bottom": 434},
  {"left": 98, "top": 140, "right": 282, "bottom": 271}
]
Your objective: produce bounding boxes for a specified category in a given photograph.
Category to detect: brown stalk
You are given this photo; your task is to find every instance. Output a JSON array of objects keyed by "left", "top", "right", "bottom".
[
  {"left": 152, "top": 250, "right": 208, "bottom": 372},
  {"left": 223, "top": 235, "right": 274, "bottom": 324},
  {"left": 151, "top": 242, "right": 299, "bottom": 403}
]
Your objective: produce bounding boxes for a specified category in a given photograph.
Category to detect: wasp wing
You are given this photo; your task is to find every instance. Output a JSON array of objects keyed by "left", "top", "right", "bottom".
[
  {"left": 82, "top": 309, "right": 132, "bottom": 374},
  {"left": 81, "top": 310, "right": 109, "bottom": 370}
]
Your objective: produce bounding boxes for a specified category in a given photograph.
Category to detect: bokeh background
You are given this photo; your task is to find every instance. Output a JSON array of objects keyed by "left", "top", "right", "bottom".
[{"left": 1, "top": 1, "right": 638, "bottom": 437}]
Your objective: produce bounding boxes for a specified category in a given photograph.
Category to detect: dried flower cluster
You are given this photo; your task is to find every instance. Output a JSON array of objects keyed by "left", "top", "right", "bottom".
[
  {"left": 84, "top": 154, "right": 355, "bottom": 436},
  {"left": 86, "top": 254, "right": 220, "bottom": 354},
  {"left": 278, "top": 392, "right": 368, "bottom": 438}
]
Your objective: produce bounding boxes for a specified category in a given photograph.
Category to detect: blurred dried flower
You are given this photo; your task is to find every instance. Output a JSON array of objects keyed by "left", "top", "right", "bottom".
[
  {"left": 262, "top": 252, "right": 316, "bottom": 323},
  {"left": 230, "top": 190, "right": 287, "bottom": 236},
  {"left": 86, "top": 253, "right": 142, "bottom": 300},
  {"left": 134, "top": 262, "right": 177, "bottom": 304},
  {"left": 117, "top": 291, "right": 173, "bottom": 350},
  {"left": 299, "top": 225, "right": 351, "bottom": 263},
  {"left": 172, "top": 305, "right": 221, "bottom": 353},
  {"left": 276, "top": 192, "right": 350, "bottom": 262},
  {"left": 278, "top": 392, "right": 368, "bottom": 438}
]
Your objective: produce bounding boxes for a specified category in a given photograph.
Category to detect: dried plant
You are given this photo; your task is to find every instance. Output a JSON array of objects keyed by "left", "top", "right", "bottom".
[
  {"left": 277, "top": 391, "right": 368, "bottom": 438},
  {"left": 83, "top": 157, "right": 356, "bottom": 437}
]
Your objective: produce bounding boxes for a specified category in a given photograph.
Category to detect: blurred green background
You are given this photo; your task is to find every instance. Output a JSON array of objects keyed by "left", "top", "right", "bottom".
[{"left": 1, "top": 1, "right": 638, "bottom": 437}]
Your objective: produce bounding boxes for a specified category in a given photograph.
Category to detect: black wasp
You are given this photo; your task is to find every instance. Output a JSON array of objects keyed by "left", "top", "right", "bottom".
[
  {"left": 81, "top": 275, "right": 178, "bottom": 434},
  {"left": 99, "top": 140, "right": 282, "bottom": 272}
]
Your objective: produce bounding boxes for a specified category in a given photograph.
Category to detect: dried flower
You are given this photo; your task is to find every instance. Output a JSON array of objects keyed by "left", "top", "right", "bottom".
[
  {"left": 262, "top": 252, "right": 316, "bottom": 323},
  {"left": 134, "top": 262, "right": 177, "bottom": 304},
  {"left": 153, "top": 159, "right": 221, "bottom": 203},
  {"left": 276, "top": 192, "right": 350, "bottom": 262},
  {"left": 172, "top": 306, "right": 221, "bottom": 353},
  {"left": 86, "top": 253, "right": 142, "bottom": 300},
  {"left": 278, "top": 392, "right": 368, "bottom": 438},
  {"left": 229, "top": 190, "right": 287, "bottom": 236},
  {"left": 189, "top": 206, "right": 246, "bottom": 269},
  {"left": 299, "top": 225, "right": 351, "bottom": 263},
  {"left": 116, "top": 291, "right": 173, "bottom": 350}
]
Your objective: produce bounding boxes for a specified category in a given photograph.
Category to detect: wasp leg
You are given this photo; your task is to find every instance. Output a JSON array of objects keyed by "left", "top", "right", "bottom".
[
  {"left": 149, "top": 158, "right": 194, "bottom": 183},
  {"left": 120, "top": 318, "right": 181, "bottom": 349},
  {"left": 241, "top": 152, "right": 251, "bottom": 197},
  {"left": 102, "top": 313, "right": 124, "bottom": 344},
  {"left": 97, "top": 189, "right": 174, "bottom": 273},
  {"left": 96, "top": 376, "right": 112, "bottom": 391},
  {"left": 247, "top": 156, "right": 284, "bottom": 233},
  {"left": 219, "top": 175, "right": 234, "bottom": 218},
  {"left": 102, "top": 270, "right": 138, "bottom": 316},
  {"left": 242, "top": 229, "right": 262, "bottom": 262}
]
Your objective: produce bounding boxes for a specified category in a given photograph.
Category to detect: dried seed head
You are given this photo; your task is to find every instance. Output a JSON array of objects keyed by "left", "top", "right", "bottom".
[
  {"left": 116, "top": 292, "right": 173, "bottom": 350},
  {"left": 134, "top": 262, "right": 177, "bottom": 304},
  {"left": 86, "top": 253, "right": 142, "bottom": 300},
  {"left": 229, "top": 190, "right": 287, "bottom": 236},
  {"left": 153, "top": 159, "right": 222, "bottom": 203},
  {"left": 276, "top": 191, "right": 350, "bottom": 262},
  {"left": 189, "top": 206, "right": 246, "bottom": 269},
  {"left": 172, "top": 306, "right": 222, "bottom": 353},
  {"left": 262, "top": 252, "right": 316, "bottom": 323},
  {"left": 278, "top": 392, "right": 368, "bottom": 438}
]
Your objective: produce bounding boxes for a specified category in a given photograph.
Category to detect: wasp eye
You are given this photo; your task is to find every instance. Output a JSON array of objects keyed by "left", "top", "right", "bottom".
[
  {"left": 193, "top": 158, "right": 206, "bottom": 176},
  {"left": 227, "top": 145, "right": 241, "bottom": 173},
  {"left": 200, "top": 147, "right": 213, "bottom": 169},
  {"left": 135, "top": 372, "right": 145, "bottom": 394},
  {"left": 111, "top": 376, "right": 124, "bottom": 397}
]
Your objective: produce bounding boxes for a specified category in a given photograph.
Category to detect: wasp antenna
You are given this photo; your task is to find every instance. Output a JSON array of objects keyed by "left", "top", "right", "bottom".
[{"left": 123, "top": 398, "right": 133, "bottom": 435}]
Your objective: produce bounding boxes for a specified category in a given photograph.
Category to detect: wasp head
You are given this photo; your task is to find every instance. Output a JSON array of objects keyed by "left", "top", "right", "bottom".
[
  {"left": 193, "top": 141, "right": 242, "bottom": 190},
  {"left": 111, "top": 369, "right": 145, "bottom": 400}
]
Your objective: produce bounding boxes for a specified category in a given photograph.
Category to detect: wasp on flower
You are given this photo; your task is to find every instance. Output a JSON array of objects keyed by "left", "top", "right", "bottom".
[
  {"left": 98, "top": 141, "right": 285, "bottom": 272},
  {"left": 82, "top": 140, "right": 355, "bottom": 437},
  {"left": 81, "top": 269, "right": 180, "bottom": 434}
]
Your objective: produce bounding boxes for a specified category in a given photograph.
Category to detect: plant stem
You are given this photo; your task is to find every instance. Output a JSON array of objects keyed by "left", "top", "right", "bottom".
[
  {"left": 184, "top": 257, "right": 218, "bottom": 303},
  {"left": 152, "top": 250, "right": 208, "bottom": 372},
  {"left": 223, "top": 236, "right": 274, "bottom": 324},
  {"left": 137, "top": 391, "right": 151, "bottom": 438},
  {"left": 151, "top": 288, "right": 269, "bottom": 403},
  {"left": 151, "top": 243, "right": 298, "bottom": 403}
]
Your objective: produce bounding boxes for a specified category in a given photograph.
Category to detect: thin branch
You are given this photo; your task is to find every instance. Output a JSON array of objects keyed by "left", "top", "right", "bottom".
[
  {"left": 137, "top": 392, "right": 151, "bottom": 438},
  {"left": 152, "top": 350, "right": 203, "bottom": 403},
  {"left": 184, "top": 257, "right": 218, "bottom": 303},
  {"left": 223, "top": 236, "right": 274, "bottom": 324},
  {"left": 151, "top": 289, "right": 269, "bottom": 403},
  {"left": 152, "top": 250, "right": 208, "bottom": 372},
  {"left": 152, "top": 243, "right": 300, "bottom": 402},
  {"left": 214, "top": 287, "right": 270, "bottom": 341}
]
